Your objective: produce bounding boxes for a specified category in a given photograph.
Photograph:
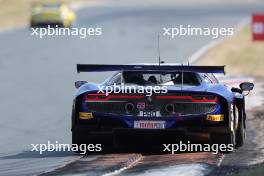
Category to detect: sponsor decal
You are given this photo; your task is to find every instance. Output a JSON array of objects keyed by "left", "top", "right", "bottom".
[
  {"left": 142, "top": 111, "right": 158, "bottom": 117},
  {"left": 137, "top": 102, "right": 146, "bottom": 110},
  {"left": 79, "top": 112, "right": 93, "bottom": 119},
  {"left": 252, "top": 14, "right": 264, "bottom": 41},
  {"left": 206, "top": 114, "right": 224, "bottom": 121},
  {"left": 134, "top": 120, "right": 165, "bottom": 129}
]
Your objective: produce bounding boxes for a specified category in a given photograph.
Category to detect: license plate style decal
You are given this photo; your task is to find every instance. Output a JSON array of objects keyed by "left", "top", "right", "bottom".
[
  {"left": 139, "top": 111, "right": 160, "bottom": 117},
  {"left": 134, "top": 121, "right": 165, "bottom": 129}
]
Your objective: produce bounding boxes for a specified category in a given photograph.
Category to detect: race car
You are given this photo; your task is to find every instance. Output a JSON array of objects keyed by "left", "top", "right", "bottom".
[
  {"left": 71, "top": 64, "right": 254, "bottom": 150},
  {"left": 30, "top": 2, "right": 75, "bottom": 28}
]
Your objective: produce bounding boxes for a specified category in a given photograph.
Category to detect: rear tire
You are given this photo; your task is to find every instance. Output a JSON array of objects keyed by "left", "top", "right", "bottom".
[
  {"left": 235, "top": 117, "right": 246, "bottom": 148},
  {"left": 211, "top": 132, "right": 235, "bottom": 153},
  {"left": 211, "top": 132, "right": 235, "bottom": 145},
  {"left": 72, "top": 130, "right": 82, "bottom": 154}
]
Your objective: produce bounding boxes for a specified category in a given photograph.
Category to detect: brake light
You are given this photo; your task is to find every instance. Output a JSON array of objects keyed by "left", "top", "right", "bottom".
[
  {"left": 192, "top": 95, "right": 218, "bottom": 102},
  {"left": 84, "top": 93, "right": 144, "bottom": 101},
  {"left": 155, "top": 95, "right": 217, "bottom": 103},
  {"left": 85, "top": 93, "right": 107, "bottom": 101}
]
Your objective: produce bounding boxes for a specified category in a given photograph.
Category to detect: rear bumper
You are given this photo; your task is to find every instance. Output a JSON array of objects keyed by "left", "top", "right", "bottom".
[
  {"left": 72, "top": 126, "right": 231, "bottom": 145},
  {"left": 73, "top": 125, "right": 231, "bottom": 134}
]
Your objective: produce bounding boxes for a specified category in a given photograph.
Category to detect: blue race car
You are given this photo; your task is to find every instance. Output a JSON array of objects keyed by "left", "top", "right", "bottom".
[{"left": 71, "top": 64, "right": 254, "bottom": 150}]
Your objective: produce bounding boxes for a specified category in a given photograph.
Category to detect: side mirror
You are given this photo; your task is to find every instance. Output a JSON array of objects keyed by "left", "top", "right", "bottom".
[
  {"left": 231, "top": 87, "right": 243, "bottom": 94},
  {"left": 239, "top": 82, "right": 254, "bottom": 91},
  {"left": 75, "top": 81, "right": 87, "bottom": 89}
]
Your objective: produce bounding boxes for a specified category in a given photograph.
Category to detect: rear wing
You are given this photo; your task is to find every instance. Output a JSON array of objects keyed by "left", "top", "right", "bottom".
[{"left": 77, "top": 64, "right": 225, "bottom": 74}]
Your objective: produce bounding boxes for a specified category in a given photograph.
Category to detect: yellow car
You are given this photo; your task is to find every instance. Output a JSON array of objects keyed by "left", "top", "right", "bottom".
[{"left": 30, "top": 2, "right": 76, "bottom": 28}]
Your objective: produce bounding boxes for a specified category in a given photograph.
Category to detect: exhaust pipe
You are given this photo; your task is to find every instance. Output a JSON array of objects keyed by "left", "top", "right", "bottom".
[
  {"left": 125, "top": 103, "right": 135, "bottom": 114},
  {"left": 164, "top": 103, "right": 175, "bottom": 114}
]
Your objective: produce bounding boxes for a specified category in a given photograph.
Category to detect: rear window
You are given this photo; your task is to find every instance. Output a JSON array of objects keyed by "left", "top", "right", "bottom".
[{"left": 122, "top": 71, "right": 200, "bottom": 86}]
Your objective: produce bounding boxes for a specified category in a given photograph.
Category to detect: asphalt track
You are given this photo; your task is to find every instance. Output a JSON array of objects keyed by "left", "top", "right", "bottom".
[{"left": 0, "top": 2, "right": 264, "bottom": 176}]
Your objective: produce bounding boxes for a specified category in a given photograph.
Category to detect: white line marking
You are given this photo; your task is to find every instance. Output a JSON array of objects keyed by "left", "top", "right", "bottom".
[
  {"left": 217, "top": 154, "right": 225, "bottom": 167},
  {"left": 189, "top": 17, "right": 250, "bottom": 64},
  {"left": 102, "top": 155, "right": 143, "bottom": 176}
]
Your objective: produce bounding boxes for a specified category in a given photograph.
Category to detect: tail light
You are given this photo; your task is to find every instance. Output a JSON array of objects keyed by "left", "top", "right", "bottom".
[
  {"left": 84, "top": 93, "right": 144, "bottom": 101},
  {"left": 155, "top": 95, "right": 217, "bottom": 103},
  {"left": 191, "top": 95, "right": 218, "bottom": 102},
  {"left": 85, "top": 93, "right": 107, "bottom": 101}
]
